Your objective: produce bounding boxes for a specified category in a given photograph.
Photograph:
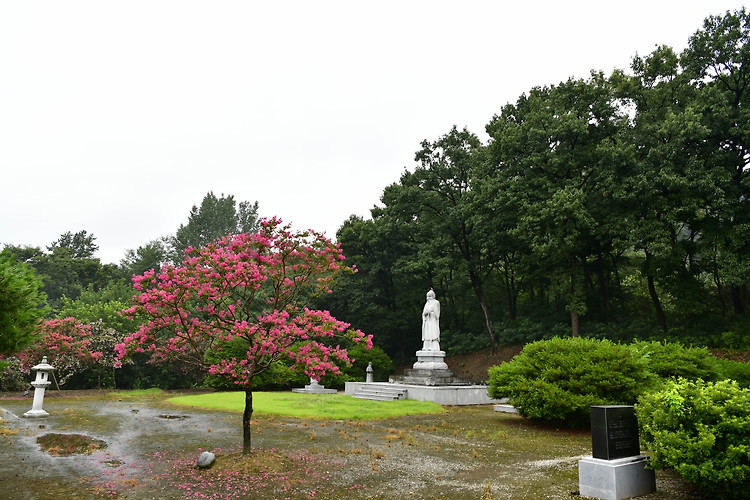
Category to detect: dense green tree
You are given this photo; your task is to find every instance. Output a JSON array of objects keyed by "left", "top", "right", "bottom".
[
  {"left": 0, "top": 254, "right": 49, "bottom": 354},
  {"left": 613, "top": 46, "right": 712, "bottom": 331},
  {"left": 4, "top": 234, "right": 122, "bottom": 312},
  {"left": 47, "top": 230, "right": 98, "bottom": 259},
  {"left": 682, "top": 7, "right": 750, "bottom": 315},
  {"left": 410, "top": 127, "right": 500, "bottom": 350},
  {"left": 327, "top": 215, "right": 422, "bottom": 363},
  {"left": 56, "top": 279, "right": 135, "bottom": 333},
  {"left": 486, "top": 74, "right": 626, "bottom": 336},
  {"left": 120, "top": 238, "right": 170, "bottom": 277},
  {"left": 172, "top": 192, "right": 260, "bottom": 260}
]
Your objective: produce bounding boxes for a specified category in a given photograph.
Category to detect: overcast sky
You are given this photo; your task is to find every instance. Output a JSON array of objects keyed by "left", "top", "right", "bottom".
[{"left": 1, "top": 1, "right": 746, "bottom": 264}]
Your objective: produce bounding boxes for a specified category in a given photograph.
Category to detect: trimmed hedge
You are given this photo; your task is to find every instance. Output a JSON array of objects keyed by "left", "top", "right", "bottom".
[
  {"left": 629, "top": 341, "right": 720, "bottom": 382},
  {"left": 636, "top": 379, "right": 750, "bottom": 498},
  {"left": 488, "top": 337, "right": 654, "bottom": 426},
  {"left": 488, "top": 337, "right": 750, "bottom": 427}
]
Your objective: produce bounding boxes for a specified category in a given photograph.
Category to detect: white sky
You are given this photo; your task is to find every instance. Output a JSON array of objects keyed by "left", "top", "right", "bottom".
[{"left": 1, "top": 1, "right": 745, "bottom": 264}]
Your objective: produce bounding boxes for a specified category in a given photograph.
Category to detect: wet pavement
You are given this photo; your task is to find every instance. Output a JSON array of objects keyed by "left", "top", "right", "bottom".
[{"left": 0, "top": 392, "right": 702, "bottom": 499}]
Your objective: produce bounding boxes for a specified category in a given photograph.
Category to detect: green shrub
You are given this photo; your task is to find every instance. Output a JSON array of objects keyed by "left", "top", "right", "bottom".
[
  {"left": 204, "top": 360, "right": 308, "bottom": 391},
  {"left": 636, "top": 378, "right": 750, "bottom": 499},
  {"left": 0, "top": 357, "right": 26, "bottom": 392},
  {"left": 203, "top": 342, "right": 394, "bottom": 391},
  {"left": 629, "top": 341, "right": 720, "bottom": 382},
  {"left": 716, "top": 359, "right": 750, "bottom": 389},
  {"left": 488, "top": 337, "right": 653, "bottom": 426}
]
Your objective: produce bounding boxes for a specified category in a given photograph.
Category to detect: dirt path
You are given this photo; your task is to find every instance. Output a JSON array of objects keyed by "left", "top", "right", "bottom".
[{"left": 0, "top": 392, "right": 702, "bottom": 499}]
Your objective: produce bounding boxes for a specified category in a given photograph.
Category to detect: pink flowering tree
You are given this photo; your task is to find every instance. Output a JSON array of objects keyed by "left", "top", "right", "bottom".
[
  {"left": 18, "top": 317, "right": 103, "bottom": 388},
  {"left": 116, "top": 218, "right": 372, "bottom": 454}
]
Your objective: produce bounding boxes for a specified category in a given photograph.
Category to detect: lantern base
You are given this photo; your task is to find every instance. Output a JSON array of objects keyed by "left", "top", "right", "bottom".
[{"left": 23, "top": 409, "right": 50, "bottom": 418}]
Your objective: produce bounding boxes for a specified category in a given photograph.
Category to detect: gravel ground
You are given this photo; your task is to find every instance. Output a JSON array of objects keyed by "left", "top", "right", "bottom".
[{"left": 0, "top": 391, "right": 705, "bottom": 499}]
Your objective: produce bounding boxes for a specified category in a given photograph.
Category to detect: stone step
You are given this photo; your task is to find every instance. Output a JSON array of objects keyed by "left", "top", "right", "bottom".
[
  {"left": 351, "top": 385, "right": 408, "bottom": 401},
  {"left": 493, "top": 404, "right": 518, "bottom": 414}
]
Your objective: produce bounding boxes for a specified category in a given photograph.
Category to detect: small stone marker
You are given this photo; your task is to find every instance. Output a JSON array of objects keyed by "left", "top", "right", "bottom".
[
  {"left": 578, "top": 405, "right": 655, "bottom": 500},
  {"left": 196, "top": 451, "right": 216, "bottom": 469}
]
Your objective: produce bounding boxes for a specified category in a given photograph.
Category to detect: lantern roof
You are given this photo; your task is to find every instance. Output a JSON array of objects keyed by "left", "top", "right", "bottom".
[{"left": 31, "top": 356, "right": 54, "bottom": 372}]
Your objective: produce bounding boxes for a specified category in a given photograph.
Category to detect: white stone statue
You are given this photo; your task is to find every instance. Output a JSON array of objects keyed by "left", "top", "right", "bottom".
[{"left": 421, "top": 289, "right": 441, "bottom": 351}]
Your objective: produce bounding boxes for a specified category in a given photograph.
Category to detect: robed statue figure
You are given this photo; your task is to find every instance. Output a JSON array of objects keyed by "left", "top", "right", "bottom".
[{"left": 421, "top": 289, "right": 441, "bottom": 351}]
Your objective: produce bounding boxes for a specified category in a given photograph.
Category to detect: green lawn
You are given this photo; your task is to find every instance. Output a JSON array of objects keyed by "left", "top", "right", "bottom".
[{"left": 167, "top": 391, "right": 446, "bottom": 420}]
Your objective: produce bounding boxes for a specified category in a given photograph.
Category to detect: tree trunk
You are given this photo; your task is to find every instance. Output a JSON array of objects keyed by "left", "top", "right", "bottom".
[
  {"left": 596, "top": 249, "right": 612, "bottom": 316},
  {"left": 242, "top": 389, "right": 253, "bottom": 454},
  {"left": 469, "top": 269, "right": 497, "bottom": 352},
  {"left": 713, "top": 256, "right": 726, "bottom": 317},
  {"left": 644, "top": 251, "right": 667, "bottom": 332},
  {"left": 570, "top": 279, "right": 580, "bottom": 338},
  {"left": 503, "top": 262, "right": 517, "bottom": 321},
  {"left": 731, "top": 285, "right": 746, "bottom": 315},
  {"left": 571, "top": 310, "right": 580, "bottom": 338},
  {"left": 647, "top": 274, "right": 668, "bottom": 332},
  {"left": 570, "top": 256, "right": 580, "bottom": 337}
]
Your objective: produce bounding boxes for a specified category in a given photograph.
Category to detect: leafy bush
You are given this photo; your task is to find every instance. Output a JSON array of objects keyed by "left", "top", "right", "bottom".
[
  {"left": 629, "top": 341, "right": 720, "bottom": 382},
  {"left": 0, "top": 357, "right": 26, "bottom": 392},
  {"left": 716, "top": 359, "right": 750, "bottom": 389},
  {"left": 203, "top": 357, "right": 308, "bottom": 391},
  {"left": 488, "top": 337, "right": 653, "bottom": 426},
  {"left": 203, "top": 342, "right": 394, "bottom": 391},
  {"left": 323, "top": 344, "right": 393, "bottom": 386},
  {"left": 636, "top": 379, "right": 750, "bottom": 499}
]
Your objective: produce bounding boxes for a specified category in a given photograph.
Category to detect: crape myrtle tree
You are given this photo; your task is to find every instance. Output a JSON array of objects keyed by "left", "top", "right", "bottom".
[
  {"left": 115, "top": 218, "right": 372, "bottom": 454},
  {"left": 17, "top": 317, "right": 103, "bottom": 388}
]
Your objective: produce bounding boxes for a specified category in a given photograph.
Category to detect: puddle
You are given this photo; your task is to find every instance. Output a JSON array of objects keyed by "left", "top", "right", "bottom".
[{"left": 156, "top": 414, "right": 190, "bottom": 420}]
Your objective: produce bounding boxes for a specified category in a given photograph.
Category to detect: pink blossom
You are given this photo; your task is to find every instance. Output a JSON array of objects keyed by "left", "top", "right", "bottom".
[{"left": 115, "top": 217, "right": 371, "bottom": 395}]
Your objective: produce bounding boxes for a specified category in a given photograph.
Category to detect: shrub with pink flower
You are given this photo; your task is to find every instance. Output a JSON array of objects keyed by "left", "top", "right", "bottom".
[
  {"left": 116, "top": 218, "right": 372, "bottom": 453},
  {"left": 18, "top": 317, "right": 103, "bottom": 387}
]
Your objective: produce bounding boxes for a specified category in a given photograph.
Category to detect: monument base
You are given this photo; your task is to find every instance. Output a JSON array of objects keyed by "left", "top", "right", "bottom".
[
  {"left": 578, "top": 455, "right": 655, "bottom": 500},
  {"left": 345, "top": 381, "right": 501, "bottom": 405},
  {"left": 23, "top": 409, "right": 50, "bottom": 418},
  {"left": 412, "top": 349, "right": 449, "bottom": 370},
  {"left": 292, "top": 383, "right": 337, "bottom": 394},
  {"left": 399, "top": 369, "right": 467, "bottom": 386}
]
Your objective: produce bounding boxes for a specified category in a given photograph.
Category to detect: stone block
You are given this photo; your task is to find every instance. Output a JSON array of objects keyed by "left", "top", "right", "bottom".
[{"left": 578, "top": 456, "right": 655, "bottom": 500}]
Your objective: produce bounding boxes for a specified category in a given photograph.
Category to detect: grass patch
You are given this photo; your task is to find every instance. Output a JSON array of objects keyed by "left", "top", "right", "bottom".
[
  {"left": 167, "top": 392, "right": 446, "bottom": 420},
  {"left": 37, "top": 433, "right": 107, "bottom": 456}
]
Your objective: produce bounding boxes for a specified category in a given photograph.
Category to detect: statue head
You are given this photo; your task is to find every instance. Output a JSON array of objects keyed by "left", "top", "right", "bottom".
[{"left": 426, "top": 288, "right": 435, "bottom": 300}]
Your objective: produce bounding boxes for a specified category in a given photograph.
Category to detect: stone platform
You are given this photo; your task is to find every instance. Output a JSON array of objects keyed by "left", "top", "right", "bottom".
[
  {"left": 579, "top": 455, "right": 655, "bottom": 500},
  {"left": 345, "top": 382, "right": 501, "bottom": 405},
  {"left": 292, "top": 380, "right": 337, "bottom": 394}
]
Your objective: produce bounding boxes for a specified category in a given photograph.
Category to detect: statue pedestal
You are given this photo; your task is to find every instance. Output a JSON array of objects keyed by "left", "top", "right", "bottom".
[
  {"left": 292, "top": 378, "right": 337, "bottom": 394},
  {"left": 412, "top": 350, "right": 449, "bottom": 370},
  {"left": 399, "top": 350, "right": 467, "bottom": 386}
]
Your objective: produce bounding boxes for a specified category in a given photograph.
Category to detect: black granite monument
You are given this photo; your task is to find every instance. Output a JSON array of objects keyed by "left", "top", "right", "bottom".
[{"left": 591, "top": 405, "right": 641, "bottom": 460}]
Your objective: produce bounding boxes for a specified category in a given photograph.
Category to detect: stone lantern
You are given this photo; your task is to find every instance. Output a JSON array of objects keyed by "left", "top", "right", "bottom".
[{"left": 23, "top": 356, "right": 54, "bottom": 418}]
